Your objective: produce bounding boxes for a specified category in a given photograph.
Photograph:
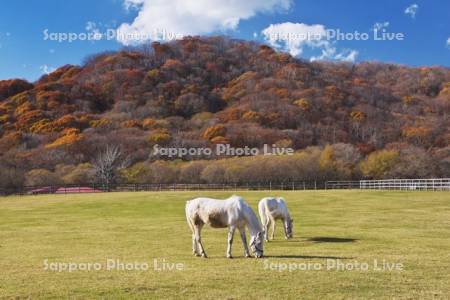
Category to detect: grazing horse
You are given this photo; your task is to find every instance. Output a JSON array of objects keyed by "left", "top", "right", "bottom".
[
  {"left": 185, "top": 195, "right": 264, "bottom": 258},
  {"left": 258, "top": 197, "right": 293, "bottom": 241}
]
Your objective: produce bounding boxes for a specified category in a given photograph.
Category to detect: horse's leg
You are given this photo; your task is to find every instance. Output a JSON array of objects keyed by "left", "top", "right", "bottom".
[
  {"left": 192, "top": 233, "right": 200, "bottom": 256},
  {"left": 271, "top": 218, "right": 276, "bottom": 240},
  {"left": 226, "top": 226, "right": 235, "bottom": 258},
  {"left": 260, "top": 207, "right": 269, "bottom": 242},
  {"left": 238, "top": 227, "right": 251, "bottom": 258},
  {"left": 194, "top": 225, "right": 207, "bottom": 258},
  {"left": 263, "top": 218, "right": 270, "bottom": 242}
]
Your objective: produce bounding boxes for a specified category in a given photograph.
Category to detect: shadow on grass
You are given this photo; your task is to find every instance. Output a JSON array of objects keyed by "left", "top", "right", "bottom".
[
  {"left": 266, "top": 237, "right": 358, "bottom": 244},
  {"left": 265, "top": 255, "right": 354, "bottom": 259},
  {"left": 306, "top": 237, "right": 358, "bottom": 243}
]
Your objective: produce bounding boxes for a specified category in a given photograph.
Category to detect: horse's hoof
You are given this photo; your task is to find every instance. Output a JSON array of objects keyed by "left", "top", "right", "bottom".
[
  {"left": 194, "top": 253, "right": 201, "bottom": 257},
  {"left": 227, "top": 255, "right": 233, "bottom": 259},
  {"left": 201, "top": 253, "right": 208, "bottom": 258},
  {"left": 245, "top": 254, "right": 251, "bottom": 258}
]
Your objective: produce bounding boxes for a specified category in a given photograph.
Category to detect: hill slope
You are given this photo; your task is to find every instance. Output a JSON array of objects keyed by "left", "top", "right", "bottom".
[{"left": 0, "top": 36, "right": 449, "bottom": 188}]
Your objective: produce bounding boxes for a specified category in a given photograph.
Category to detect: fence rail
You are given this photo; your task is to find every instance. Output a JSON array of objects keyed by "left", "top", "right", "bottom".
[
  {"left": 1, "top": 179, "right": 448, "bottom": 196},
  {"left": 359, "top": 178, "right": 450, "bottom": 191},
  {"left": 325, "top": 181, "right": 360, "bottom": 189},
  {"left": 0, "top": 181, "right": 324, "bottom": 196}
]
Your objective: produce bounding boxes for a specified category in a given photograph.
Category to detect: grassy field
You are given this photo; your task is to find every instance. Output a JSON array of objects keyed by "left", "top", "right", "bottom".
[{"left": 0, "top": 190, "right": 449, "bottom": 299}]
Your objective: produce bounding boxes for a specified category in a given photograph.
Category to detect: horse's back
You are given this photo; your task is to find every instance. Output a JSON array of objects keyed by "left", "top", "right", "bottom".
[
  {"left": 276, "top": 197, "right": 287, "bottom": 211},
  {"left": 188, "top": 195, "right": 242, "bottom": 210},
  {"left": 259, "top": 197, "right": 279, "bottom": 210},
  {"left": 186, "top": 195, "right": 245, "bottom": 228},
  {"left": 259, "top": 197, "right": 287, "bottom": 219}
]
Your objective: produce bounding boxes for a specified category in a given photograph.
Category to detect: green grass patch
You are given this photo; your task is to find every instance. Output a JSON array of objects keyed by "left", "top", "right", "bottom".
[{"left": 0, "top": 191, "right": 449, "bottom": 299}]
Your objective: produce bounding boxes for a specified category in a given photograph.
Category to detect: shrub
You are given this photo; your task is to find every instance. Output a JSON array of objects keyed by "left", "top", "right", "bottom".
[
  {"left": 25, "top": 169, "right": 62, "bottom": 186},
  {"left": 360, "top": 150, "right": 399, "bottom": 179},
  {"left": 148, "top": 129, "right": 171, "bottom": 144},
  {"left": 62, "top": 163, "right": 95, "bottom": 184}
]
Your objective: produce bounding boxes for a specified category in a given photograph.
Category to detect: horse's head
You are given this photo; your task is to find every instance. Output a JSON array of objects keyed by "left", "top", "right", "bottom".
[
  {"left": 250, "top": 231, "right": 264, "bottom": 258},
  {"left": 284, "top": 219, "right": 293, "bottom": 239}
]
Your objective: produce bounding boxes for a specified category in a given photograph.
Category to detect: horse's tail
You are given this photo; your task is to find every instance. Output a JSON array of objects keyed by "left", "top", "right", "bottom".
[{"left": 258, "top": 199, "right": 267, "bottom": 226}]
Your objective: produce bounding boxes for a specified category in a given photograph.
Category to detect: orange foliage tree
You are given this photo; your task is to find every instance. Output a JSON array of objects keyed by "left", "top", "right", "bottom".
[
  {"left": 46, "top": 128, "right": 84, "bottom": 149},
  {"left": 202, "top": 124, "right": 227, "bottom": 141}
]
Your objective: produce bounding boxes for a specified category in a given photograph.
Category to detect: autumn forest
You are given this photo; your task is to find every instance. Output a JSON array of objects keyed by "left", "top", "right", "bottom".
[{"left": 0, "top": 36, "right": 449, "bottom": 191}]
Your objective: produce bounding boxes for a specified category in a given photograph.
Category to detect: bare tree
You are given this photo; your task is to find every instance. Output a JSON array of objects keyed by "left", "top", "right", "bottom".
[{"left": 93, "top": 145, "right": 128, "bottom": 188}]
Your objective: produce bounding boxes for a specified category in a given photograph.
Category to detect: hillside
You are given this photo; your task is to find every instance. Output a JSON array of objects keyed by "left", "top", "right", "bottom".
[{"left": 0, "top": 36, "right": 449, "bottom": 189}]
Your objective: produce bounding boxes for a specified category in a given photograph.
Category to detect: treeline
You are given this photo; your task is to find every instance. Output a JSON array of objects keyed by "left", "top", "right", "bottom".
[{"left": 12, "top": 143, "right": 448, "bottom": 189}]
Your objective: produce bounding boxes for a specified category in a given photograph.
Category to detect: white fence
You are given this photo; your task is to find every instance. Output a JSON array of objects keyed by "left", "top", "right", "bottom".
[{"left": 359, "top": 178, "right": 450, "bottom": 191}]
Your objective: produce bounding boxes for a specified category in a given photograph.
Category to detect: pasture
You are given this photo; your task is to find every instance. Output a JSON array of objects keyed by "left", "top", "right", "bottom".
[{"left": 0, "top": 190, "right": 449, "bottom": 299}]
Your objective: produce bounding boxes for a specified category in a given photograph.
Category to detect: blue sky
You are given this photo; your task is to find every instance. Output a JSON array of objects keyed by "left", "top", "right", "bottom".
[{"left": 0, "top": 0, "right": 449, "bottom": 81}]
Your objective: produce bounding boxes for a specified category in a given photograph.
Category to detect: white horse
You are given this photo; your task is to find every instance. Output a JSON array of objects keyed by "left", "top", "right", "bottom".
[
  {"left": 185, "top": 195, "right": 264, "bottom": 258},
  {"left": 258, "top": 197, "right": 293, "bottom": 241}
]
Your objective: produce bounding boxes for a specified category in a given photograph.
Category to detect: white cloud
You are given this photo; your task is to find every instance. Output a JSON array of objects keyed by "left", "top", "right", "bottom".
[
  {"left": 123, "top": 0, "right": 144, "bottom": 11},
  {"left": 447, "top": 37, "right": 450, "bottom": 49},
  {"left": 311, "top": 48, "right": 359, "bottom": 63},
  {"left": 404, "top": 4, "right": 418, "bottom": 18},
  {"left": 373, "top": 21, "right": 389, "bottom": 31},
  {"left": 85, "top": 21, "right": 102, "bottom": 41},
  {"left": 39, "top": 65, "right": 55, "bottom": 75},
  {"left": 334, "top": 49, "right": 358, "bottom": 62},
  {"left": 261, "top": 22, "right": 328, "bottom": 56},
  {"left": 261, "top": 22, "right": 358, "bottom": 62},
  {"left": 116, "top": 0, "right": 292, "bottom": 45},
  {"left": 85, "top": 21, "right": 97, "bottom": 32}
]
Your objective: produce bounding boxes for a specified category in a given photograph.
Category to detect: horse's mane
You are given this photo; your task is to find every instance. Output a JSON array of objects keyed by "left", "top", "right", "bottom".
[{"left": 241, "top": 200, "right": 262, "bottom": 235}]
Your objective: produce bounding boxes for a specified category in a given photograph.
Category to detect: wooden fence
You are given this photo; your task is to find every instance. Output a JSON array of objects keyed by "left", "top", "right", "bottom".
[
  {"left": 0, "top": 181, "right": 324, "bottom": 195},
  {"left": 1, "top": 179, "right": 448, "bottom": 196}
]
